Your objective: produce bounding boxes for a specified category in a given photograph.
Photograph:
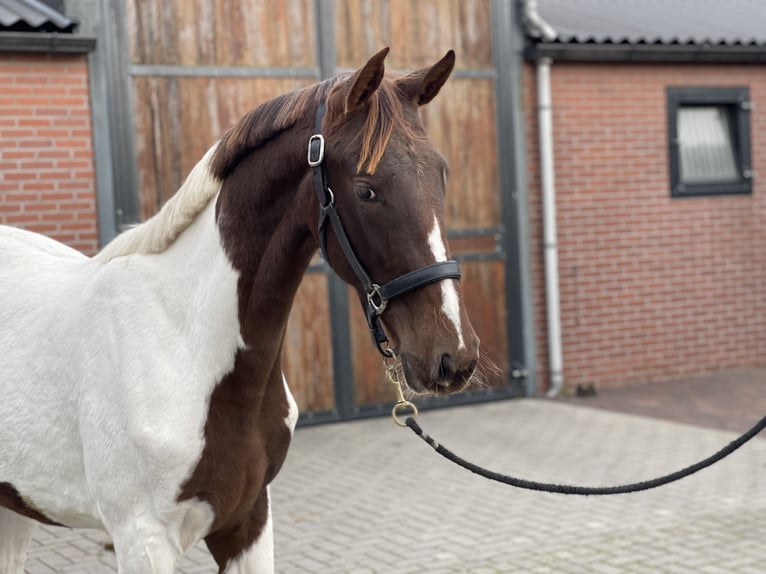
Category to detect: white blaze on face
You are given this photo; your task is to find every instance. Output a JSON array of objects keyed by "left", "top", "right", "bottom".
[{"left": 427, "top": 214, "right": 466, "bottom": 350}]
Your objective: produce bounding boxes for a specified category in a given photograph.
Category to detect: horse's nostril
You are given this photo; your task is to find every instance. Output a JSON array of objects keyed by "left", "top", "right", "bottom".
[{"left": 439, "top": 353, "right": 456, "bottom": 381}]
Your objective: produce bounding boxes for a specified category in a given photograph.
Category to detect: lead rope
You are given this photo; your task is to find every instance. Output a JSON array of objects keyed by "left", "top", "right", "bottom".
[{"left": 385, "top": 371, "right": 766, "bottom": 495}]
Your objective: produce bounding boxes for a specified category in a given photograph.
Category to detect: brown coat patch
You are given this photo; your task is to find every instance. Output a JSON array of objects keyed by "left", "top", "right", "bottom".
[
  {"left": 180, "top": 352, "right": 293, "bottom": 564},
  {"left": 179, "top": 122, "right": 317, "bottom": 569},
  {"left": 0, "top": 482, "right": 61, "bottom": 526}
]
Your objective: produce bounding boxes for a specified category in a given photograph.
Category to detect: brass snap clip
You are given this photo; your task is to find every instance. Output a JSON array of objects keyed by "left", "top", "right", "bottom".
[{"left": 385, "top": 360, "right": 418, "bottom": 427}]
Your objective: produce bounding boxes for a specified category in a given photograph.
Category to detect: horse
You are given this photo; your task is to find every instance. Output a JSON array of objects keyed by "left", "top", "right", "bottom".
[{"left": 0, "top": 48, "right": 479, "bottom": 573}]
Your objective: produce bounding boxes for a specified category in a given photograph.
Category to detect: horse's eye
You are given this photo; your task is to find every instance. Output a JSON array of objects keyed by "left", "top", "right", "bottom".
[{"left": 355, "top": 186, "right": 377, "bottom": 202}]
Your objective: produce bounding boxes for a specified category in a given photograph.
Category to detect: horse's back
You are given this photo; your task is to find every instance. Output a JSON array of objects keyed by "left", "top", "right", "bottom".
[
  {"left": 0, "top": 225, "right": 93, "bottom": 345},
  {"left": 0, "top": 225, "right": 87, "bottom": 261}
]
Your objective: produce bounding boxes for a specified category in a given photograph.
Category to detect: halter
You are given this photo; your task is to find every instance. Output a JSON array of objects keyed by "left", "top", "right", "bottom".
[{"left": 308, "top": 102, "right": 462, "bottom": 357}]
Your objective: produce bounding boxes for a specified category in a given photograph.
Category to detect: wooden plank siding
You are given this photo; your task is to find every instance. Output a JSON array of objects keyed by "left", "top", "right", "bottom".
[
  {"left": 126, "top": 0, "right": 315, "bottom": 67},
  {"left": 282, "top": 272, "right": 336, "bottom": 412},
  {"left": 124, "top": 0, "right": 515, "bottom": 417},
  {"left": 131, "top": 76, "right": 313, "bottom": 218},
  {"left": 419, "top": 78, "right": 501, "bottom": 230},
  {"left": 335, "top": 0, "right": 492, "bottom": 70}
]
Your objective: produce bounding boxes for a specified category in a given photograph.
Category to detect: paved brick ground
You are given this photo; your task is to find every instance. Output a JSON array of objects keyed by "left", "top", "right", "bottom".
[
  {"left": 24, "top": 371, "right": 766, "bottom": 573},
  {"left": 562, "top": 367, "right": 766, "bottom": 434}
]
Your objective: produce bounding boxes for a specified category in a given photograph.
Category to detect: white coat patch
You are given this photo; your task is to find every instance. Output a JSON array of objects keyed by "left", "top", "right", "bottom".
[
  {"left": 0, "top": 144, "right": 240, "bottom": 563},
  {"left": 282, "top": 374, "right": 299, "bottom": 433},
  {"left": 426, "top": 214, "right": 465, "bottom": 350}
]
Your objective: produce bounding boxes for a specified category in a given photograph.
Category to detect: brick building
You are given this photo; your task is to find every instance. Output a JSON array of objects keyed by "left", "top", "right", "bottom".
[
  {"left": 0, "top": 0, "right": 99, "bottom": 254},
  {"left": 522, "top": 0, "right": 766, "bottom": 393}
]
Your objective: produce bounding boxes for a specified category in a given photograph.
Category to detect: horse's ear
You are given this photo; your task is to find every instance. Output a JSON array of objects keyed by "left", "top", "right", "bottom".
[
  {"left": 338, "top": 47, "right": 390, "bottom": 114},
  {"left": 395, "top": 50, "right": 455, "bottom": 106}
]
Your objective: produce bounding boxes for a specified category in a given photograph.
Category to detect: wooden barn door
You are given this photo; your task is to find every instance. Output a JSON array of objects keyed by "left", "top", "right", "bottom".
[
  {"left": 122, "top": 0, "right": 525, "bottom": 422},
  {"left": 333, "top": 0, "right": 523, "bottom": 417}
]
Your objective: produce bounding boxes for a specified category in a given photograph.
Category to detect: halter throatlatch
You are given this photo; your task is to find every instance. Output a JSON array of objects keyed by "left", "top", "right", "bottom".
[{"left": 308, "top": 102, "right": 462, "bottom": 357}]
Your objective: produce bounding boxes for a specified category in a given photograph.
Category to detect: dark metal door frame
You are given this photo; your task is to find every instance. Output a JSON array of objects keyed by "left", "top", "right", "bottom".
[{"left": 313, "top": 0, "right": 358, "bottom": 422}]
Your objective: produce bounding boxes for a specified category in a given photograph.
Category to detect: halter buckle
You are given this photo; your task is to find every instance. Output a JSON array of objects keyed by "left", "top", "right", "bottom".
[
  {"left": 367, "top": 284, "right": 388, "bottom": 315},
  {"left": 307, "top": 134, "right": 325, "bottom": 167}
]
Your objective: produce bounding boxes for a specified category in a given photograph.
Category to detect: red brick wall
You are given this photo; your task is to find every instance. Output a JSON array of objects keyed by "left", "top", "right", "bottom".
[
  {"left": 524, "top": 63, "right": 766, "bottom": 391},
  {"left": 0, "top": 53, "right": 98, "bottom": 255}
]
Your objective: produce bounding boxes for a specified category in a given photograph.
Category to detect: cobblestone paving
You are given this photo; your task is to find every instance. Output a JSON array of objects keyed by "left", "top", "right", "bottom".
[{"left": 25, "top": 399, "right": 766, "bottom": 573}]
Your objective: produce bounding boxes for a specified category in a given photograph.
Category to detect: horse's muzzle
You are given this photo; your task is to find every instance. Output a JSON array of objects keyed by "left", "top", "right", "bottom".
[{"left": 400, "top": 348, "right": 478, "bottom": 396}]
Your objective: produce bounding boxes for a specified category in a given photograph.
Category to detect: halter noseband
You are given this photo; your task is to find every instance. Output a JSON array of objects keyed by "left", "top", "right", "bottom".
[{"left": 308, "top": 102, "right": 462, "bottom": 357}]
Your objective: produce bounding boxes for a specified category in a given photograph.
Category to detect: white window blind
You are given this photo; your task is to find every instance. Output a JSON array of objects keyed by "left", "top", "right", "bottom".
[{"left": 677, "top": 106, "right": 739, "bottom": 183}]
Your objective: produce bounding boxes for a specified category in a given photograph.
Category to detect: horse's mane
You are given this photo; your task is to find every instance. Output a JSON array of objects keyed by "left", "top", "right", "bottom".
[
  {"left": 95, "top": 74, "right": 410, "bottom": 262},
  {"left": 210, "top": 73, "right": 411, "bottom": 178},
  {"left": 94, "top": 144, "right": 221, "bottom": 262}
]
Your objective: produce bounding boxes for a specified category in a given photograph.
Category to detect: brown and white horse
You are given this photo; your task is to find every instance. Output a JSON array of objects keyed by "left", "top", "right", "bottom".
[{"left": 0, "top": 49, "right": 479, "bottom": 573}]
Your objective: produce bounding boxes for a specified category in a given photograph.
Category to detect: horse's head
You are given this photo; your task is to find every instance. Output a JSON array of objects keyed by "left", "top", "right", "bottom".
[{"left": 309, "top": 48, "right": 479, "bottom": 395}]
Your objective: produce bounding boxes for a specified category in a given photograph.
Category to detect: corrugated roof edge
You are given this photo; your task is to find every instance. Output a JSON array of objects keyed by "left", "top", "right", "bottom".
[
  {"left": 525, "top": 41, "right": 766, "bottom": 64},
  {"left": 0, "top": 31, "right": 94, "bottom": 53},
  {"left": 0, "top": 0, "right": 77, "bottom": 33},
  {"left": 552, "top": 36, "right": 766, "bottom": 47},
  {"left": 522, "top": 0, "right": 766, "bottom": 62}
]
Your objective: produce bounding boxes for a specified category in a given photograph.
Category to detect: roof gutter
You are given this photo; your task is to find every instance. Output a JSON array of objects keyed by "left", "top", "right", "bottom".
[
  {"left": 526, "top": 42, "right": 766, "bottom": 63},
  {"left": 0, "top": 31, "right": 95, "bottom": 53},
  {"left": 522, "top": 0, "right": 557, "bottom": 42}
]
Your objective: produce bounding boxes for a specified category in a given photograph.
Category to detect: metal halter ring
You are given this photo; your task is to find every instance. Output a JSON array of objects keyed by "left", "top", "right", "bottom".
[
  {"left": 322, "top": 187, "right": 335, "bottom": 208},
  {"left": 380, "top": 341, "right": 395, "bottom": 359},
  {"left": 392, "top": 400, "right": 418, "bottom": 427},
  {"left": 307, "top": 134, "right": 325, "bottom": 166},
  {"left": 366, "top": 284, "right": 388, "bottom": 315}
]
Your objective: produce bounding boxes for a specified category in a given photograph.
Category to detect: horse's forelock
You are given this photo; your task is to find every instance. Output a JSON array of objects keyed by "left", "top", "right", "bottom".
[{"left": 326, "top": 78, "right": 419, "bottom": 175}]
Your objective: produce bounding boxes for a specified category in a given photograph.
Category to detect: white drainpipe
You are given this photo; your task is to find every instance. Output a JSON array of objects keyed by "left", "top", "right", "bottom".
[
  {"left": 523, "top": 1, "right": 563, "bottom": 397},
  {"left": 536, "top": 58, "right": 564, "bottom": 398}
]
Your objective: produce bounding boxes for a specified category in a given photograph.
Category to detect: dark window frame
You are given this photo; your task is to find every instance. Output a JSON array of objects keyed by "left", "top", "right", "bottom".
[{"left": 667, "top": 86, "right": 752, "bottom": 197}]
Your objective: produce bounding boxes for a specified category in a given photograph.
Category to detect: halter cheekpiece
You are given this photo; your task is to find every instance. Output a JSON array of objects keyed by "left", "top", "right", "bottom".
[{"left": 308, "top": 102, "right": 462, "bottom": 357}]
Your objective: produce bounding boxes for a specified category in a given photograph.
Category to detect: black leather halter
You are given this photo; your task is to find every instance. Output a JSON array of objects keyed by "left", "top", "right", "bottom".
[{"left": 307, "top": 102, "right": 462, "bottom": 357}]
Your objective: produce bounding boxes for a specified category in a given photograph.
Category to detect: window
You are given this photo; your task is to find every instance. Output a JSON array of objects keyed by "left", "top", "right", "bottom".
[{"left": 667, "top": 87, "right": 752, "bottom": 197}]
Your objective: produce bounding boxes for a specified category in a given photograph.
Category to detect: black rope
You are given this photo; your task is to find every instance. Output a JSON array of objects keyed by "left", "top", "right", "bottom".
[{"left": 405, "top": 414, "right": 766, "bottom": 495}]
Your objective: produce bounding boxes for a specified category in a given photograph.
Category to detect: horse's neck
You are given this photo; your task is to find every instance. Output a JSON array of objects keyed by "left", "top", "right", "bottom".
[{"left": 215, "top": 128, "right": 317, "bottom": 352}]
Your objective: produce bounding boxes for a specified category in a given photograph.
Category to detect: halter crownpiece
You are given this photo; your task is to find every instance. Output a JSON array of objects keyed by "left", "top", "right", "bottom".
[{"left": 308, "top": 102, "right": 462, "bottom": 357}]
